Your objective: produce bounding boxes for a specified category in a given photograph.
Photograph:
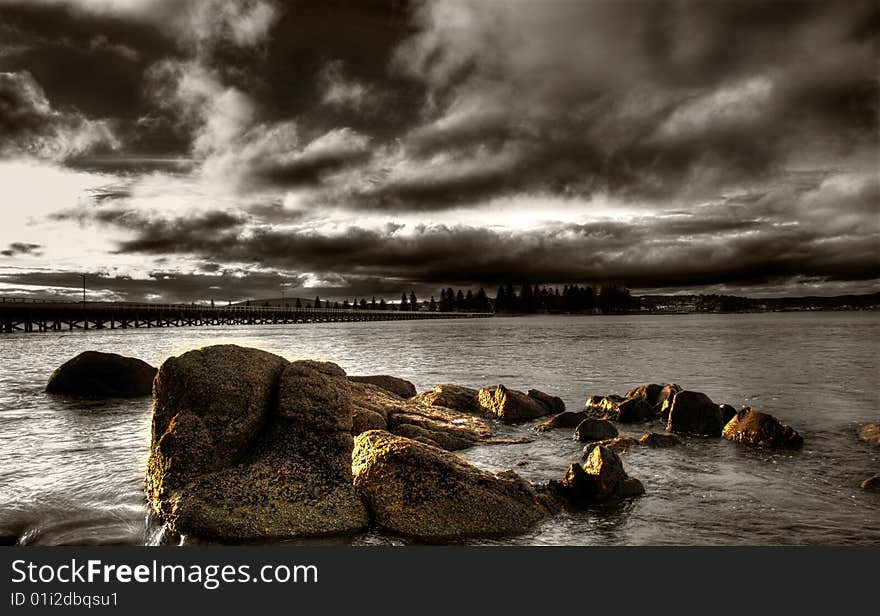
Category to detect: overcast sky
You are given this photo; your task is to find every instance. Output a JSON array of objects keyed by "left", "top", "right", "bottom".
[{"left": 0, "top": 0, "right": 877, "bottom": 303}]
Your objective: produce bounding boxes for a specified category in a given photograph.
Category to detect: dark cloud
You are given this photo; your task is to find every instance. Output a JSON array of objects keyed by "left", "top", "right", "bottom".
[
  {"left": 376, "top": 0, "right": 879, "bottom": 206},
  {"left": 65, "top": 173, "right": 877, "bottom": 293},
  {"left": 0, "top": 2, "right": 179, "bottom": 123},
  {"left": 0, "top": 268, "right": 307, "bottom": 304},
  {"left": 51, "top": 207, "right": 248, "bottom": 254},
  {"left": 0, "top": 70, "right": 117, "bottom": 159},
  {"left": 1, "top": 0, "right": 877, "bottom": 298},
  {"left": 1, "top": 242, "right": 42, "bottom": 257}
]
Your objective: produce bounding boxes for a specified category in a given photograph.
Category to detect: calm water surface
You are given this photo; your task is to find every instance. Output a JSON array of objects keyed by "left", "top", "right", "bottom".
[{"left": 1, "top": 313, "right": 878, "bottom": 546}]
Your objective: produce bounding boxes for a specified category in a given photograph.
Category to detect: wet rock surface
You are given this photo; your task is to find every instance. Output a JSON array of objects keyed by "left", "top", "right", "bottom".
[
  {"left": 47, "top": 351, "right": 157, "bottom": 398},
  {"left": 477, "top": 385, "right": 556, "bottom": 422},
  {"left": 145, "top": 345, "right": 368, "bottom": 540},
  {"left": 639, "top": 432, "right": 681, "bottom": 448},
  {"left": 412, "top": 384, "right": 479, "bottom": 413},
  {"left": 352, "top": 430, "right": 554, "bottom": 540},
  {"left": 350, "top": 381, "right": 491, "bottom": 450},
  {"left": 535, "top": 410, "right": 589, "bottom": 432},
  {"left": 582, "top": 436, "right": 640, "bottom": 457},
  {"left": 664, "top": 390, "right": 725, "bottom": 437},
  {"left": 551, "top": 445, "right": 645, "bottom": 505},
  {"left": 527, "top": 389, "right": 566, "bottom": 414},
  {"left": 348, "top": 374, "right": 416, "bottom": 399},
  {"left": 858, "top": 424, "right": 880, "bottom": 447},
  {"left": 861, "top": 475, "right": 880, "bottom": 492},
  {"left": 574, "top": 418, "right": 619, "bottom": 442},
  {"left": 722, "top": 408, "right": 803, "bottom": 449}
]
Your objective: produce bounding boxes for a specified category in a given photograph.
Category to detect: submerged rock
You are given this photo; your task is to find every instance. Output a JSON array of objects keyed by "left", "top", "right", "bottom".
[
  {"left": 551, "top": 445, "right": 645, "bottom": 505},
  {"left": 722, "top": 408, "right": 803, "bottom": 449},
  {"left": 858, "top": 424, "right": 880, "bottom": 447},
  {"left": 412, "top": 384, "right": 479, "bottom": 413},
  {"left": 352, "top": 430, "right": 554, "bottom": 540},
  {"left": 861, "top": 475, "right": 880, "bottom": 492},
  {"left": 664, "top": 390, "right": 724, "bottom": 437},
  {"left": 535, "top": 410, "right": 589, "bottom": 432},
  {"left": 477, "top": 384, "right": 555, "bottom": 422},
  {"left": 574, "top": 418, "right": 619, "bottom": 442},
  {"left": 348, "top": 375, "right": 416, "bottom": 399},
  {"left": 145, "top": 345, "right": 368, "bottom": 540},
  {"left": 46, "top": 351, "right": 157, "bottom": 398},
  {"left": 639, "top": 432, "right": 681, "bottom": 448}
]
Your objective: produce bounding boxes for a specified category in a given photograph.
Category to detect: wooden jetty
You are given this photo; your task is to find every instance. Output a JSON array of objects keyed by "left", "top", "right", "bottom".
[{"left": 0, "top": 298, "right": 493, "bottom": 334}]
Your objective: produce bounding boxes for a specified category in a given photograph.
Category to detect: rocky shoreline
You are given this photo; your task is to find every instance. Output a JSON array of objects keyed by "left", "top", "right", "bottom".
[{"left": 44, "top": 346, "right": 880, "bottom": 542}]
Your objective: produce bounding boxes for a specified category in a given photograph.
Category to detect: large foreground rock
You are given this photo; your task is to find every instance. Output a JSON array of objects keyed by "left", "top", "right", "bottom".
[
  {"left": 145, "top": 345, "right": 368, "bottom": 540},
  {"left": 349, "top": 381, "right": 491, "bottom": 450},
  {"left": 352, "top": 431, "right": 554, "bottom": 540},
  {"left": 858, "top": 424, "right": 880, "bottom": 447},
  {"left": 46, "top": 351, "right": 157, "bottom": 398},
  {"left": 348, "top": 375, "right": 416, "bottom": 399},
  {"left": 551, "top": 445, "right": 645, "bottom": 505},
  {"left": 664, "top": 390, "right": 724, "bottom": 437},
  {"left": 722, "top": 408, "right": 803, "bottom": 449},
  {"left": 477, "top": 385, "right": 555, "bottom": 422}
]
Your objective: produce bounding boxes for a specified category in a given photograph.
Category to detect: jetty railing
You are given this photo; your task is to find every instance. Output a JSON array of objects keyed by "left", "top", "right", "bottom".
[{"left": 0, "top": 298, "right": 494, "bottom": 334}]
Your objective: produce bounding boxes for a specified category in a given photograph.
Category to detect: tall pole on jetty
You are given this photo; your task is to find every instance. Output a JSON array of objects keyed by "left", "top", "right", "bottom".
[{"left": 80, "top": 274, "right": 86, "bottom": 305}]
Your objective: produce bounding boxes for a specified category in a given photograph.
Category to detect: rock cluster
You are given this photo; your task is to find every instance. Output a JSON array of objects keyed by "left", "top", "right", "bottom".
[
  {"left": 46, "top": 351, "right": 157, "bottom": 398},
  {"left": 63, "top": 344, "right": 807, "bottom": 543},
  {"left": 583, "top": 383, "right": 680, "bottom": 423},
  {"left": 415, "top": 382, "right": 562, "bottom": 423},
  {"left": 349, "top": 381, "right": 491, "bottom": 451},
  {"left": 577, "top": 384, "right": 804, "bottom": 451},
  {"left": 140, "top": 344, "right": 570, "bottom": 541}
]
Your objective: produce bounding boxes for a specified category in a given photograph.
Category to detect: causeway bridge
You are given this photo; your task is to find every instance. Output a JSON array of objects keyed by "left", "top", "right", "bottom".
[{"left": 0, "top": 298, "right": 493, "bottom": 334}]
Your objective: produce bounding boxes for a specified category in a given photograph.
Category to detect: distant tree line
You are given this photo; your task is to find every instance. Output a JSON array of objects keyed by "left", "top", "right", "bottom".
[{"left": 494, "top": 283, "right": 636, "bottom": 314}]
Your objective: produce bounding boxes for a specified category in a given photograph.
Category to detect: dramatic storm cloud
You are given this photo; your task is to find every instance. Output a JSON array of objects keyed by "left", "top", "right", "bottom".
[{"left": 0, "top": 0, "right": 877, "bottom": 301}]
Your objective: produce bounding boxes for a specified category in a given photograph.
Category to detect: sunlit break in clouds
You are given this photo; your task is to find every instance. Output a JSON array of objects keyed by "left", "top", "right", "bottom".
[{"left": 0, "top": 0, "right": 877, "bottom": 302}]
